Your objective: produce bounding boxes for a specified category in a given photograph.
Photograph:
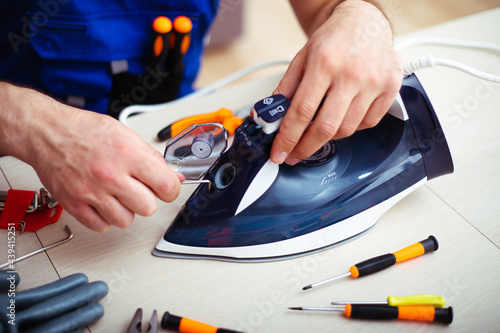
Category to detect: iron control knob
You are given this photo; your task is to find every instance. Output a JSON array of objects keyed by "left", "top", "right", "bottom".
[{"left": 253, "top": 94, "right": 290, "bottom": 134}]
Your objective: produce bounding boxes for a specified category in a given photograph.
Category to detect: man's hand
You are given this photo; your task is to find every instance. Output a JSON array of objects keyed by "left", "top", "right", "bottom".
[
  {"left": 0, "top": 82, "right": 184, "bottom": 232},
  {"left": 272, "top": 0, "right": 403, "bottom": 165}
]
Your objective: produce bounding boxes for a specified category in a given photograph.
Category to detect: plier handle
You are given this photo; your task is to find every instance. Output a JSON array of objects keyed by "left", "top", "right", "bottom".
[{"left": 157, "top": 106, "right": 251, "bottom": 141}]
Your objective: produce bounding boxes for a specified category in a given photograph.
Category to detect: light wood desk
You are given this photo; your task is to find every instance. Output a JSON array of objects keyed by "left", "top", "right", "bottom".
[{"left": 1, "top": 9, "right": 499, "bottom": 333}]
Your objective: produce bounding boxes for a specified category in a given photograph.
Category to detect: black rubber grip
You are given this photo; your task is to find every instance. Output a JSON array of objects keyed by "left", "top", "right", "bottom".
[
  {"left": 350, "top": 305, "right": 398, "bottom": 320},
  {"left": 421, "top": 235, "right": 439, "bottom": 253},
  {"left": 157, "top": 125, "right": 172, "bottom": 141},
  {"left": 355, "top": 253, "right": 396, "bottom": 277},
  {"left": 434, "top": 307, "right": 453, "bottom": 324},
  {"left": 217, "top": 328, "right": 244, "bottom": 333},
  {"left": 161, "top": 311, "right": 182, "bottom": 330}
]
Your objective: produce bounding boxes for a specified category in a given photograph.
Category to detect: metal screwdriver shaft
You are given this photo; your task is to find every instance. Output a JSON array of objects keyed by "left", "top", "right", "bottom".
[
  {"left": 302, "top": 236, "right": 439, "bottom": 290},
  {"left": 302, "top": 272, "right": 351, "bottom": 290}
]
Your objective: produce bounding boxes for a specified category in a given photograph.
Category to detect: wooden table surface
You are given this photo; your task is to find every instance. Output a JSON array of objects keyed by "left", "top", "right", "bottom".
[{"left": 1, "top": 8, "right": 499, "bottom": 333}]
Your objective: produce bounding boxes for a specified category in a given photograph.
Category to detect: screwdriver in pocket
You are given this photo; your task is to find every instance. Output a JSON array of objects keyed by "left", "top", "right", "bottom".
[
  {"left": 288, "top": 305, "right": 453, "bottom": 324},
  {"left": 302, "top": 236, "right": 439, "bottom": 290},
  {"left": 150, "top": 16, "right": 173, "bottom": 72},
  {"left": 331, "top": 294, "right": 446, "bottom": 308}
]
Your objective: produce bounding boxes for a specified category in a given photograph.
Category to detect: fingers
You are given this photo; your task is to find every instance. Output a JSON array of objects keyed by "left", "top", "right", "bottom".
[
  {"left": 358, "top": 91, "right": 399, "bottom": 131},
  {"left": 130, "top": 148, "right": 183, "bottom": 204},
  {"left": 281, "top": 85, "right": 358, "bottom": 163},
  {"left": 270, "top": 57, "right": 332, "bottom": 164},
  {"left": 64, "top": 203, "right": 112, "bottom": 233}
]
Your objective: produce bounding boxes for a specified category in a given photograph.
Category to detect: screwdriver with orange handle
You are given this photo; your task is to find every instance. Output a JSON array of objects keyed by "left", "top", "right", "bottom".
[
  {"left": 162, "top": 311, "right": 243, "bottom": 333},
  {"left": 150, "top": 16, "right": 173, "bottom": 72},
  {"left": 303, "top": 236, "right": 439, "bottom": 290},
  {"left": 167, "top": 16, "right": 192, "bottom": 75},
  {"left": 157, "top": 107, "right": 246, "bottom": 141},
  {"left": 288, "top": 305, "right": 453, "bottom": 324}
]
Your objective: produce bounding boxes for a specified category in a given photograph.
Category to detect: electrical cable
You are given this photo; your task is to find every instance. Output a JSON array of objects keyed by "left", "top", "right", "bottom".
[
  {"left": 395, "top": 37, "right": 500, "bottom": 81},
  {"left": 402, "top": 55, "right": 500, "bottom": 82},
  {"left": 119, "top": 37, "right": 500, "bottom": 125},
  {"left": 119, "top": 60, "right": 290, "bottom": 125}
]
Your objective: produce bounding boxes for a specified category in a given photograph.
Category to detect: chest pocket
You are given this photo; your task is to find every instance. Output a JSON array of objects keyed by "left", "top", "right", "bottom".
[{"left": 29, "top": 10, "right": 201, "bottom": 113}]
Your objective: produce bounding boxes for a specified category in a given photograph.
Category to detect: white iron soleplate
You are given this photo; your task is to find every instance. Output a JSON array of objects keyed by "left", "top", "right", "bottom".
[{"left": 153, "top": 178, "right": 426, "bottom": 262}]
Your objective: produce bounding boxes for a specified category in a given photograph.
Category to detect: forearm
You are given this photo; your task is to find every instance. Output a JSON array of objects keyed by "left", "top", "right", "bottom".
[
  {"left": 0, "top": 82, "right": 44, "bottom": 160},
  {"left": 289, "top": 0, "right": 391, "bottom": 38},
  {"left": 0, "top": 82, "right": 76, "bottom": 166}
]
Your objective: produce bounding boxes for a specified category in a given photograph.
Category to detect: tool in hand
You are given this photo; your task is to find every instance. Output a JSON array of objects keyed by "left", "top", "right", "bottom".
[
  {"left": 302, "top": 235, "right": 439, "bottom": 290},
  {"left": 157, "top": 107, "right": 248, "bottom": 141},
  {"left": 332, "top": 294, "right": 446, "bottom": 308},
  {"left": 288, "top": 305, "right": 453, "bottom": 324},
  {"left": 128, "top": 308, "right": 158, "bottom": 333},
  {"left": 181, "top": 179, "right": 212, "bottom": 192},
  {"left": 162, "top": 311, "right": 243, "bottom": 333}
]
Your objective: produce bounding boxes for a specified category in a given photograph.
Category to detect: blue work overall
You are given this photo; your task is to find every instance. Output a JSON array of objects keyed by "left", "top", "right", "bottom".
[{"left": 0, "top": 0, "right": 219, "bottom": 114}]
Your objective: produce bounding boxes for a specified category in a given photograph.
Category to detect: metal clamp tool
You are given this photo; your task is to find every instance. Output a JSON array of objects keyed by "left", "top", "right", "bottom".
[{"left": 0, "top": 188, "right": 58, "bottom": 213}]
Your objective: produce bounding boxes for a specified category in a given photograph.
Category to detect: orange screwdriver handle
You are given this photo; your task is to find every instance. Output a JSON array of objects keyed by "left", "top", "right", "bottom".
[
  {"left": 393, "top": 235, "right": 438, "bottom": 263},
  {"left": 150, "top": 16, "right": 172, "bottom": 71},
  {"left": 348, "top": 236, "right": 438, "bottom": 278},
  {"left": 162, "top": 311, "right": 242, "bottom": 333},
  {"left": 345, "top": 304, "right": 453, "bottom": 324}
]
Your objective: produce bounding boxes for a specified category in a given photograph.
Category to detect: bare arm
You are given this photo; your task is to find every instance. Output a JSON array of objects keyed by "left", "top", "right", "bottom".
[
  {"left": 0, "top": 82, "right": 184, "bottom": 232},
  {"left": 271, "top": 0, "right": 402, "bottom": 165}
]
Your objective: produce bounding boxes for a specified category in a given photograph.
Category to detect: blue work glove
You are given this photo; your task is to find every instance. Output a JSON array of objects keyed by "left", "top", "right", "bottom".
[{"left": 0, "top": 270, "right": 108, "bottom": 333}]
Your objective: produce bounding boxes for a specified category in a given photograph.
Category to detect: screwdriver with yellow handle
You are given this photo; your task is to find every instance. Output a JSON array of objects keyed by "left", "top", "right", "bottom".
[
  {"left": 332, "top": 294, "right": 446, "bottom": 308},
  {"left": 302, "top": 236, "right": 439, "bottom": 290},
  {"left": 157, "top": 107, "right": 245, "bottom": 141},
  {"left": 288, "top": 305, "right": 453, "bottom": 324}
]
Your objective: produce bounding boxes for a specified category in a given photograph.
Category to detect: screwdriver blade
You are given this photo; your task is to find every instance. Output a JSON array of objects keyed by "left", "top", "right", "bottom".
[{"left": 302, "top": 272, "right": 351, "bottom": 290}]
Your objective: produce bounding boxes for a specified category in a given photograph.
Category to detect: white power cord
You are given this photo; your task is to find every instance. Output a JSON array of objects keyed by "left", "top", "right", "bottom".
[
  {"left": 119, "top": 38, "right": 500, "bottom": 125},
  {"left": 403, "top": 54, "right": 500, "bottom": 83},
  {"left": 119, "top": 60, "right": 290, "bottom": 125},
  {"left": 396, "top": 37, "right": 500, "bottom": 82}
]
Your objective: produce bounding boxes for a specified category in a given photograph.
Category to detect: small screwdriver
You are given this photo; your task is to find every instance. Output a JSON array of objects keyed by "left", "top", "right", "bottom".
[
  {"left": 288, "top": 305, "right": 453, "bottom": 324},
  {"left": 332, "top": 294, "right": 446, "bottom": 308},
  {"left": 303, "top": 235, "right": 439, "bottom": 290}
]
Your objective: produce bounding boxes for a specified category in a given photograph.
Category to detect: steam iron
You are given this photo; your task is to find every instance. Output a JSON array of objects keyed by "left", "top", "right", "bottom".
[{"left": 153, "top": 74, "right": 453, "bottom": 262}]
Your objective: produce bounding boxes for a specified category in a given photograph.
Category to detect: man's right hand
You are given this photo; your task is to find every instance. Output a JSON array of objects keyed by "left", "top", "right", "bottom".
[{"left": 0, "top": 82, "right": 184, "bottom": 232}]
